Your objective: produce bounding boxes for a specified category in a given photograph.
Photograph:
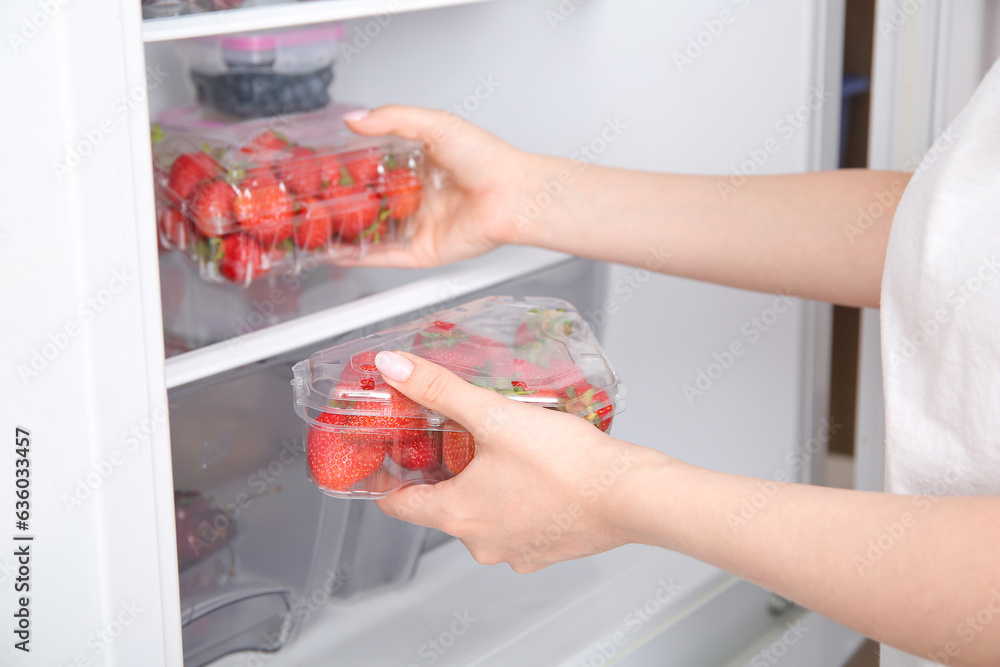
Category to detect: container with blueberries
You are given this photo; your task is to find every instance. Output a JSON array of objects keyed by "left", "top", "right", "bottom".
[{"left": 179, "top": 24, "right": 345, "bottom": 119}]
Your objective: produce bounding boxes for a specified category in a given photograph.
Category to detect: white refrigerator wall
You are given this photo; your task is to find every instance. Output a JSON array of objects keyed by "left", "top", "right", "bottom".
[
  {"left": 2, "top": 0, "right": 848, "bottom": 665},
  {"left": 333, "top": 0, "right": 843, "bottom": 480}
]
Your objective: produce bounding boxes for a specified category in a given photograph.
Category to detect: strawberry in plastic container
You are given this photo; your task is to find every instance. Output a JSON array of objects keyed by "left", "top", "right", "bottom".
[
  {"left": 151, "top": 106, "right": 429, "bottom": 285},
  {"left": 291, "top": 296, "right": 625, "bottom": 498}
]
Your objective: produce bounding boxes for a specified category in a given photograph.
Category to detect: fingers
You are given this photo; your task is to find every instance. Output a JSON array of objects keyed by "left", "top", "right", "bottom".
[
  {"left": 375, "top": 483, "right": 448, "bottom": 530},
  {"left": 343, "top": 104, "right": 459, "bottom": 150},
  {"left": 332, "top": 244, "right": 425, "bottom": 269},
  {"left": 374, "top": 350, "right": 506, "bottom": 431}
]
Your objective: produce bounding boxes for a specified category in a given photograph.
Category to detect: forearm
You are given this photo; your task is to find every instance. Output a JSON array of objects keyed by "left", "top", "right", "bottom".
[
  {"left": 611, "top": 449, "right": 1000, "bottom": 665},
  {"left": 508, "top": 157, "right": 909, "bottom": 308}
]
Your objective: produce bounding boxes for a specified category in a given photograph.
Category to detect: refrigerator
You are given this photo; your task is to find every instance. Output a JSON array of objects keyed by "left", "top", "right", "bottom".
[{"left": 5, "top": 0, "right": 995, "bottom": 664}]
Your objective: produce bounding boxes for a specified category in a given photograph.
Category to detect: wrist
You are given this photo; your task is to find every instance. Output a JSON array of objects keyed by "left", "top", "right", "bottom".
[
  {"left": 491, "top": 153, "right": 569, "bottom": 248},
  {"left": 601, "top": 442, "right": 683, "bottom": 548}
]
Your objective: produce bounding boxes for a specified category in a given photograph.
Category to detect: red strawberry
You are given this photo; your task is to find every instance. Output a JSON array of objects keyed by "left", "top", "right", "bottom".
[
  {"left": 317, "top": 152, "right": 342, "bottom": 188},
  {"left": 380, "top": 167, "right": 422, "bottom": 220},
  {"left": 294, "top": 197, "right": 334, "bottom": 251},
  {"left": 241, "top": 163, "right": 278, "bottom": 188},
  {"left": 442, "top": 428, "right": 475, "bottom": 474},
  {"left": 277, "top": 146, "right": 323, "bottom": 196},
  {"left": 241, "top": 130, "right": 290, "bottom": 155},
  {"left": 343, "top": 409, "right": 415, "bottom": 447},
  {"left": 387, "top": 429, "right": 440, "bottom": 471},
  {"left": 174, "top": 490, "right": 236, "bottom": 569},
  {"left": 308, "top": 412, "right": 386, "bottom": 491},
  {"left": 325, "top": 184, "right": 382, "bottom": 242},
  {"left": 167, "top": 152, "right": 218, "bottom": 203},
  {"left": 234, "top": 182, "right": 295, "bottom": 246},
  {"left": 386, "top": 386, "right": 421, "bottom": 416},
  {"left": 561, "top": 380, "right": 614, "bottom": 432},
  {"left": 340, "top": 147, "right": 383, "bottom": 186},
  {"left": 412, "top": 320, "right": 469, "bottom": 351},
  {"left": 158, "top": 206, "right": 193, "bottom": 250},
  {"left": 338, "top": 350, "right": 380, "bottom": 387},
  {"left": 217, "top": 233, "right": 264, "bottom": 284},
  {"left": 190, "top": 179, "right": 236, "bottom": 237},
  {"left": 463, "top": 334, "right": 513, "bottom": 373},
  {"left": 497, "top": 358, "right": 562, "bottom": 388},
  {"left": 422, "top": 346, "right": 480, "bottom": 374}
]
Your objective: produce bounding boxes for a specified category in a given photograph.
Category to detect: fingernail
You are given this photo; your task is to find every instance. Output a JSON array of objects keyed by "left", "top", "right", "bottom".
[
  {"left": 375, "top": 351, "right": 414, "bottom": 382},
  {"left": 342, "top": 109, "right": 370, "bottom": 122}
]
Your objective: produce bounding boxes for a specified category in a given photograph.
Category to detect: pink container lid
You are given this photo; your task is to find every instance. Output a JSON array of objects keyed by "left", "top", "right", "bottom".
[{"left": 218, "top": 24, "right": 346, "bottom": 52}]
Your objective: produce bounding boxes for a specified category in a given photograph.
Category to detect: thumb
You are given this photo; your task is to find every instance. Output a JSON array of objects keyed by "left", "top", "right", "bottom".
[{"left": 373, "top": 350, "right": 510, "bottom": 434}]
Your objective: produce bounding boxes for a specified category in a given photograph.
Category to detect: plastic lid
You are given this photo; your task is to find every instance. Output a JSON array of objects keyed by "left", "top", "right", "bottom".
[
  {"left": 291, "top": 296, "right": 624, "bottom": 431},
  {"left": 217, "top": 25, "right": 346, "bottom": 52}
]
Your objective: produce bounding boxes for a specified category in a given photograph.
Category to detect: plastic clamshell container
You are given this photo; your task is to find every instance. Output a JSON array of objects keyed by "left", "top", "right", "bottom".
[
  {"left": 178, "top": 25, "right": 346, "bottom": 118},
  {"left": 152, "top": 105, "right": 425, "bottom": 286},
  {"left": 291, "top": 296, "right": 624, "bottom": 499}
]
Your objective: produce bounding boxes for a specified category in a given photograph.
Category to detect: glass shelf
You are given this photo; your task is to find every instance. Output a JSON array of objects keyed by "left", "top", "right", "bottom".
[{"left": 142, "top": 0, "right": 496, "bottom": 42}]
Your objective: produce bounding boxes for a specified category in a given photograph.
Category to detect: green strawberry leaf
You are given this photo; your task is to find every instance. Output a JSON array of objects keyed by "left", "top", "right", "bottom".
[
  {"left": 339, "top": 165, "right": 354, "bottom": 186},
  {"left": 150, "top": 125, "right": 166, "bottom": 144}
]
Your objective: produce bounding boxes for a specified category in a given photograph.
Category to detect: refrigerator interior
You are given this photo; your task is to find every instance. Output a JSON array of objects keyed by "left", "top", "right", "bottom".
[
  {"left": 1, "top": 0, "right": 872, "bottom": 665},
  {"left": 147, "top": 1, "right": 846, "bottom": 664}
]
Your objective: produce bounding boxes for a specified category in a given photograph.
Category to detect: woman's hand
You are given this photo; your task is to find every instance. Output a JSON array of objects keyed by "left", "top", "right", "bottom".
[
  {"left": 341, "top": 105, "right": 536, "bottom": 268},
  {"left": 372, "top": 350, "right": 661, "bottom": 572}
]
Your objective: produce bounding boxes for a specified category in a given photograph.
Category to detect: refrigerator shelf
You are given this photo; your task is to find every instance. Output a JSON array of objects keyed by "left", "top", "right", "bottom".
[
  {"left": 164, "top": 246, "right": 571, "bottom": 389},
  {"left": 142, "top": 0, "right": 497, "bottom": 43}
]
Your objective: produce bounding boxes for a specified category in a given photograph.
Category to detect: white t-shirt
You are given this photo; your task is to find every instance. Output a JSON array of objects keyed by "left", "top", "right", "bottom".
[{"left": 879, "top": 58, "right": 1000, "bottom": 666}]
